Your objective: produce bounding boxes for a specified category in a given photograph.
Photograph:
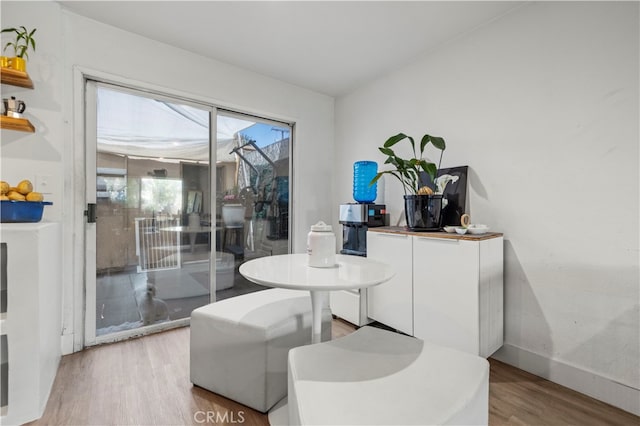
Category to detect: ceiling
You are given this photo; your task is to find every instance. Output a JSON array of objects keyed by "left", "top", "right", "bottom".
[{"left": 59, "top": 1, "right": 524, "bottom": 97}]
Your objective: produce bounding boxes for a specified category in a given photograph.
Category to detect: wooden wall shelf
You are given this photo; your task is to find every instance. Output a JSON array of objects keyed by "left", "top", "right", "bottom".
[
  {"left": 0, "top": 67, "right": 33, "bottom": 89},
  {"left": 0, "top": 116, "right": 35, "bottom": 133}
]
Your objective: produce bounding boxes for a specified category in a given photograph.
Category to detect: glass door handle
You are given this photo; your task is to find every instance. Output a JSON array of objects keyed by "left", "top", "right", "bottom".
[{"left": 85, "top": 203, "right": 97, "bottom": 223}]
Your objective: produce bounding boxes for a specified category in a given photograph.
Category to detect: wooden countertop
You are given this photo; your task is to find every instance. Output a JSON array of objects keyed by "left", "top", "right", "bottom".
[{"left": 368, "top": 226, "right": 503, "bottom": 241}]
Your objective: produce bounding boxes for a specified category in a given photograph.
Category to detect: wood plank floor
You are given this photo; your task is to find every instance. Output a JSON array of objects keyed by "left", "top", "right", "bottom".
[{"left": 28, "top": 320, "right": 638, "bottom": 426}]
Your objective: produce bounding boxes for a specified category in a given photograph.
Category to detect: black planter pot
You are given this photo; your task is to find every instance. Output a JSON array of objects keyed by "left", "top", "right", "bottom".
[{"left": 404, "top": 194, "right": 443, "bottom": 231}]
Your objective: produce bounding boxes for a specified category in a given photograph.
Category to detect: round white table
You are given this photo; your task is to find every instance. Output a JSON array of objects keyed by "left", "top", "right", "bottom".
[{"left": 239, "top": 253, "right": 395, "bottom": 344}]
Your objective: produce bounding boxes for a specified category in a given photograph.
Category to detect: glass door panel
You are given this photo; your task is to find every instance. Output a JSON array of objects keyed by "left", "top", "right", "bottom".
[
  {"left": 214, "top": 112, "right": 292, "bottom": 301},
  {"left": 88, "top": 82, "right": 213, "bottom": 342}
]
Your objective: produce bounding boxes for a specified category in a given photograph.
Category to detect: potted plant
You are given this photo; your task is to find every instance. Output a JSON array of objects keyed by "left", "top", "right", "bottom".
[
  {"left": 1, "top": 26, "right": 36, "bottom": 72},
  {"left": 371, "top": 132, "right": 447, "bottom": 230}
]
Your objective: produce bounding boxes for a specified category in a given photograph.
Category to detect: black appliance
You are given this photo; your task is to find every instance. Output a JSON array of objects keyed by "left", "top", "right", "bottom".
[{"left": 339, "top": 203, "right": 386, "bottom": 256}]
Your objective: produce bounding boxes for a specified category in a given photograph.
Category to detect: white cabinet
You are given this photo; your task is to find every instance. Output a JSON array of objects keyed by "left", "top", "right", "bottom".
[
  {"left": 330, "top": 288, "right": 371, "bottom": 327},
  {"left": 0, "top": 223, "right": 62, "bottom": 425},
  {"left": 367, "top": 227, "right": 503, "bottom": 358},
  {"left": 413, "top": 235, "right": 503, "bottom": 357},
  {"left": 367, "top": 231, "right": 413, "bottom": 335}
]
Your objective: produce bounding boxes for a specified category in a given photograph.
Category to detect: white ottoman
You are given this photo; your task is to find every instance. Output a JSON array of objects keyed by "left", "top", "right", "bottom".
[
  {"left": 288, "top": 326, "right": 489, "bottom": 425},
  {"left": 214, "top": 251, "right": 235, "bottom": 290},
  {"left": 190, "top": 288, "right": 331, "bottom": 413}
]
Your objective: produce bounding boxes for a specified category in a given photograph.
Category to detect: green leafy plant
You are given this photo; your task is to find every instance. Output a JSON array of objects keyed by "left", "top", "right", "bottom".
[
  {"left": 371, "top": 132, "right": 446, "bottom": 195},
  {"left": 1, "top": 26, "right": 37, "bottom": 59}
]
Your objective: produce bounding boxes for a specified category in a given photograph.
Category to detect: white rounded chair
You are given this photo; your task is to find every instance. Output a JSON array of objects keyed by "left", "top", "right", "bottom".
[{"left": 287, "top": 326, "right": 490, "bottom": 425}]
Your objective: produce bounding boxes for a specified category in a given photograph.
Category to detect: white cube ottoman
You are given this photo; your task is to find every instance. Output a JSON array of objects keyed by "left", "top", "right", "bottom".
[
  {"left": 190, "top": 288, "right": 331, "bottom": 413},
  {"left": 288, "top": 326, "right": 489, "bottom": 425},
  {"left": 214, "top": 251, "right": 235, "bottom": 290}
]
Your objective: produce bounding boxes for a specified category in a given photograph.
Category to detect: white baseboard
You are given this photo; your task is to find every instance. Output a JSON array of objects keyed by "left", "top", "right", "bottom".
[
  {"left": 60, "top": 333, "right": 74, "bottom": 355},
  {"left": 492, "top": 343, "right": 640, "bottom": 416}
]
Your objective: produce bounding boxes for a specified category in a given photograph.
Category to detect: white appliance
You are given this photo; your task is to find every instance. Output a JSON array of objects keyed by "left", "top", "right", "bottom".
[{"left": 331, "top": 203, "right": 386, "bottom": 326}]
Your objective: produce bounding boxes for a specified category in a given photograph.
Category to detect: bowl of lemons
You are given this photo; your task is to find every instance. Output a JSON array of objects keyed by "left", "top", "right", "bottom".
[{"left": 1, "top": 179, "right": 52, "bottom": 222}]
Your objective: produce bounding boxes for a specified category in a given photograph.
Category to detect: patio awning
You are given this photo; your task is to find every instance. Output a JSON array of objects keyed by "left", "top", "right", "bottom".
[{"left": 96, "top": 87, "right": 254, "bottom": 162}]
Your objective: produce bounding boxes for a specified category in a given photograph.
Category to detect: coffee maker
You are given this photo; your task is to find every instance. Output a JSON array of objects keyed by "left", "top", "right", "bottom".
[
  {"left": 2, "top": 96, "right": 26, "bottom": 119},
  {"left": 339, "top": 203, "right": 386, "bottom": 256}
]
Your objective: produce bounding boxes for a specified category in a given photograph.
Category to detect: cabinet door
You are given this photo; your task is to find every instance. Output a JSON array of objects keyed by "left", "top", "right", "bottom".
[
  {"left": 479, "top": 237, "right": 504, "bottom": 357},
  {"left": 413, "top": 236, "right": 479, "bottom": 354},
  {"left": 367, "top": 231, "right": 413, "bottom": 334}
]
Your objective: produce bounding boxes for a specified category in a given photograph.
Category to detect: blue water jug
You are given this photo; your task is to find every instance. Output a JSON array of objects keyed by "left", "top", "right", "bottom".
[{"left": 353, "top": 161, "right": 378, "bottom": 203}]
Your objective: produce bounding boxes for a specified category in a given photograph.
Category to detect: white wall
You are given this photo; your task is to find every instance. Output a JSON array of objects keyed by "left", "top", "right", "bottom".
[
  {"left": 2, "top": 2, "right": 334, "bottom": 354},
  {"left": 1, "top": 2, "right": 64, "bottom": 219},
  {"left": 335, "top": 1, "right": 639, "bottom": 415}
]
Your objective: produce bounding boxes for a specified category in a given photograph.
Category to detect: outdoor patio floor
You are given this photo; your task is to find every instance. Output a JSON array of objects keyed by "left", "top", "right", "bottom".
[{"left": 95, "top": 245, "right": 267, "bottom": 336}]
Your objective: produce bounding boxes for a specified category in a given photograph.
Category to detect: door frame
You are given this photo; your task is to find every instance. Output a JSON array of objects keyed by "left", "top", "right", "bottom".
[
  {"left": 78, "top": 71, "right": 217, "bottom": 347},
  {"left": 71, "top": 67, "right": 296, "bottom": 351}
]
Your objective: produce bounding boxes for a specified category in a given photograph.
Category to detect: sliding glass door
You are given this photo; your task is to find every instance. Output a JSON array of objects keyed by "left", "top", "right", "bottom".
[
  {"left": 84, "top": 82, "right": 293, "bottom": 345},
  {"left": 85, "top": 82, "right": 215, "bottom": 343}
]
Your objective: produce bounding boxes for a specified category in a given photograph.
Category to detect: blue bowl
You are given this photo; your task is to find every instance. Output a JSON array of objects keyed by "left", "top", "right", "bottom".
[{"left": 0, "top": 200, "right": 53, "bottom": 223}]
